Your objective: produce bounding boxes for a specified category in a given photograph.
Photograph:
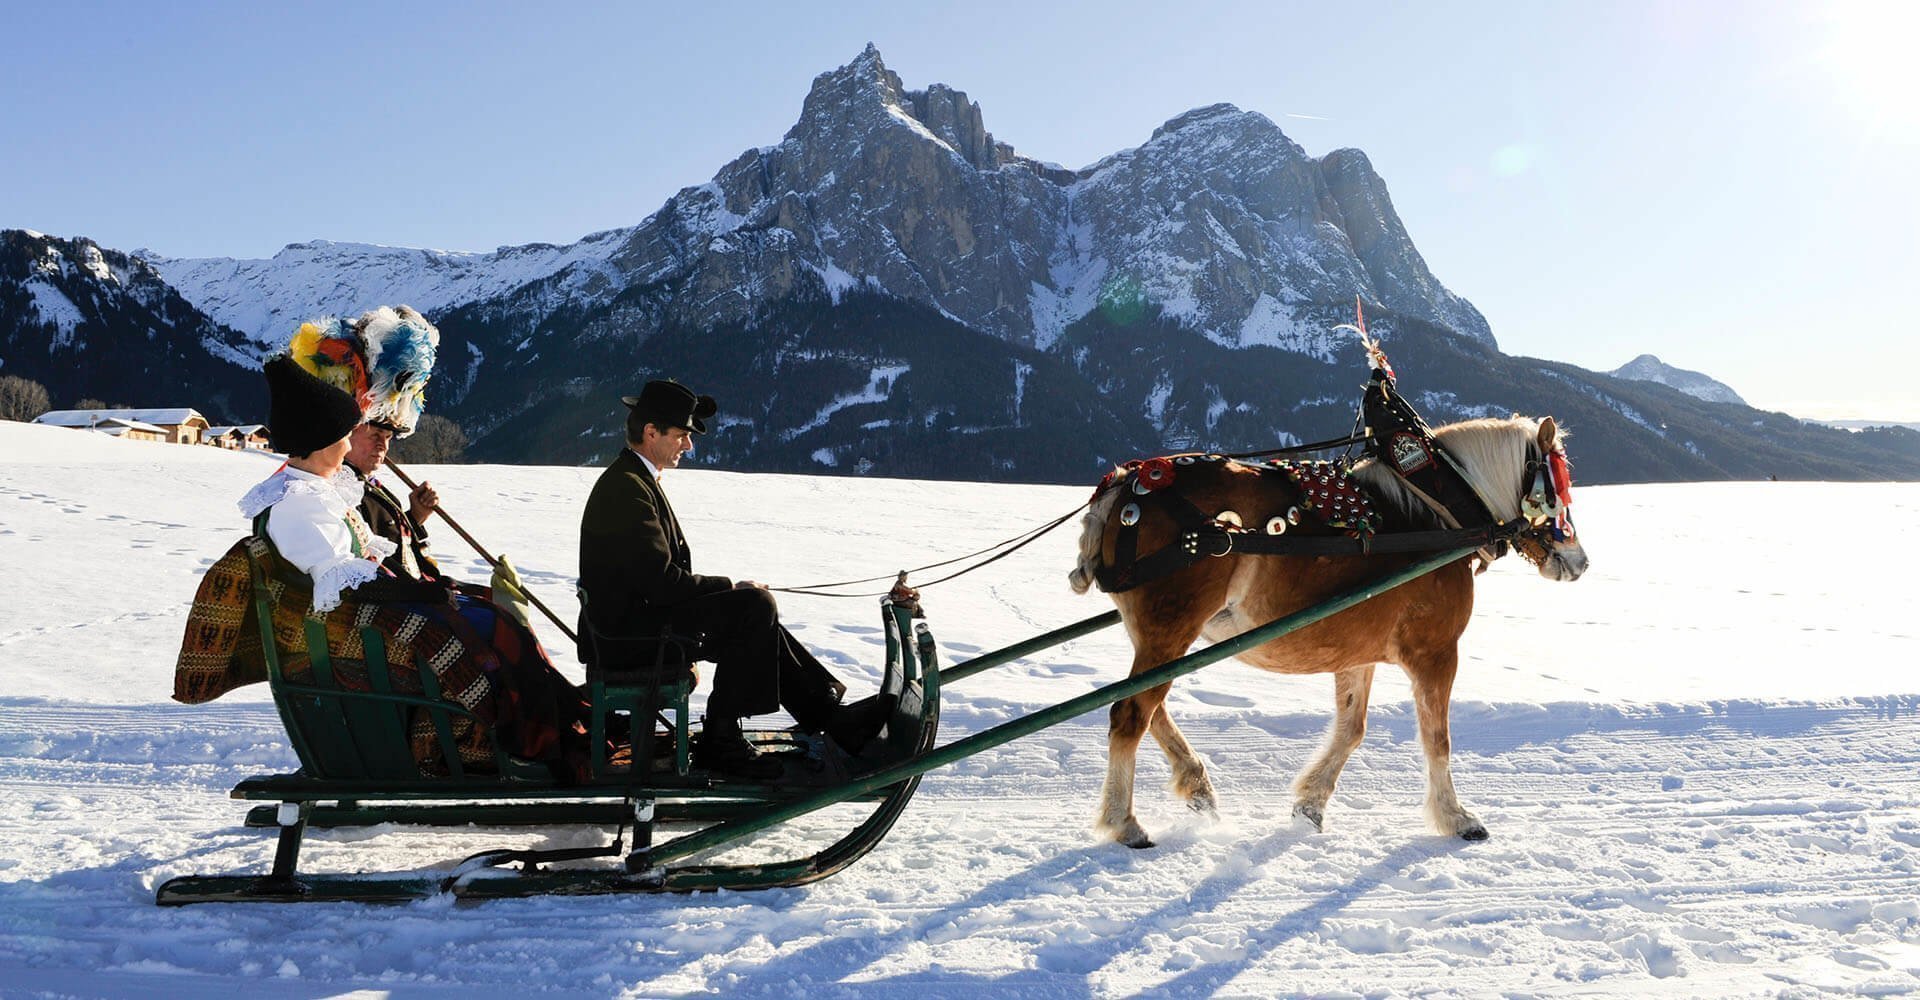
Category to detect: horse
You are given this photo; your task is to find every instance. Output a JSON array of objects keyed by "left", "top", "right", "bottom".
[{"left": 1068, "top": 414, "right": 1588, "bottom": 848}]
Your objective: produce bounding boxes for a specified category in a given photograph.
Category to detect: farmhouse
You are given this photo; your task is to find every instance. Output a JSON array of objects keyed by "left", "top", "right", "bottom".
[
  {"left": 86, "top": 417, "right": 169, "bottom": 442},
  {"left": 34, "top": 408, "right": 212, "bottom": 445},
  {"left": 202, "top": 424, "right": 270, "bottom": 450}
]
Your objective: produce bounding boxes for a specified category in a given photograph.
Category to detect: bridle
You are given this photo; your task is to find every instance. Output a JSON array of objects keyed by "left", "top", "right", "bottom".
[{"left": 1511, "top": 438, "right": 1576, "bottom": 567}]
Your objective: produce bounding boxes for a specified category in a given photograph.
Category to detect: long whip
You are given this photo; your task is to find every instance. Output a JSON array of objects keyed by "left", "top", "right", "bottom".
[{"left": 382, "top": 458, "right": 578, "bottom": 644}]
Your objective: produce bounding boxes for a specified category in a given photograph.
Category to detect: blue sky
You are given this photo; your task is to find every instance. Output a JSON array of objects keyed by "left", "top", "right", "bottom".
[{"left": 5, "top": 1, "right": 1916, "bottom": 420}]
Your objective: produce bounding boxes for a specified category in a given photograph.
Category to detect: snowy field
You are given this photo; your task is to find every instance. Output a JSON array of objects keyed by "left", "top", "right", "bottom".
[{"left": 2, "top": 418, "right": 1918, "bottom": 998}]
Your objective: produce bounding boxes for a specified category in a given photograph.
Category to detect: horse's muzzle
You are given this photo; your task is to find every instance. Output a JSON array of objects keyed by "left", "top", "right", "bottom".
[{"left": 1542, "top": 545, "right": 1589, "bottom": 582}]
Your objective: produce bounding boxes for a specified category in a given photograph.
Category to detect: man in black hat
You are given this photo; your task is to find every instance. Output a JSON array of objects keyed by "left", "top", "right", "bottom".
[
  {"left": 344, "top": 419, "right": 444, "bottom": 582},
  {"left": 577, "top": 379, "right": 885, "bottom": 779}
]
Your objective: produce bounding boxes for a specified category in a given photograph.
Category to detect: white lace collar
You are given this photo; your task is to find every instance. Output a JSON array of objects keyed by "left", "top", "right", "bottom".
[
  {"left": 328, "top": 466, "right": 367, "bottom": 508},
  {"left": 237, "top": 465, "right": 360, "bottom": 519}
]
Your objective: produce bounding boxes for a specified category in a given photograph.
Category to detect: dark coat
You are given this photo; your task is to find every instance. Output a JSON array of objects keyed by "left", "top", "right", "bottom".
[
  {"left": 354, "top": 469, "right": 442, "bottom": 581},
  {"left": 577, "top": 449, "right": 732, "bottom": 660}
]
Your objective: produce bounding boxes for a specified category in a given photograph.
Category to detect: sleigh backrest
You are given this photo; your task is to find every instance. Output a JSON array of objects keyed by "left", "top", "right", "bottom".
[{"left": 245, "top": 514, "right": 505, "bottom": 781}]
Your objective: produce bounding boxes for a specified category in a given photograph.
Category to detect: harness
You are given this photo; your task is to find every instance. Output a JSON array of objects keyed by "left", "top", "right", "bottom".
[
  {"left": 1088, "top": 451, "right": 1531, "bottom": 593},
  {"left": 1091, "top": 341, "right": 1565, "bottom": 594},
  {"left": 1361, "top": 366, "right": 1499, "bottom": 532}
]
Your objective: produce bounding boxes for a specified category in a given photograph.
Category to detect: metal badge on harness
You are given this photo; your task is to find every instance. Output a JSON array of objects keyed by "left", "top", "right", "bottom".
[{"left": 1388, "top": 432, "right": 1434, "bottom": 475}]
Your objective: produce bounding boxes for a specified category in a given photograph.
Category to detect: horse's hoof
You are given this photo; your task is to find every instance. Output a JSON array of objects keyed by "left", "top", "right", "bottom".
[
  {"left": 1291, "top": 802, "right": 1324, "bottom": 832},
  {"left": 1187, "top": 791, "right": 1219, "bottom": 817},
  {"left": 1459, "top": 823, "right": 1489, "bottom": 842},
  {"left": 1112, "top": 819, "right": 1155, "bottom": 849}
]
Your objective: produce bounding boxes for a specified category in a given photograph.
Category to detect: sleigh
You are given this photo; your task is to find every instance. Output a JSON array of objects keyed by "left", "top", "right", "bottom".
[{"left": 155, "top": 530, "right": 942, "bottom": 904}]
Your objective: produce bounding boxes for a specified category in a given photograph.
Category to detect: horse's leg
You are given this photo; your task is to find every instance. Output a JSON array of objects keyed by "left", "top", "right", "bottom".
[
  {"left": 1098, "top": 628, "right": 1202, "bottom": 849},
  {"left": 1290, "top": 663, "right": 1374, "bottom": 832},
  {"left": 1148, "top": 701, "right": 1216, "bottom": 818},
  {"left": 1403, "top": 647, "right": 1488, "bottom": 841}
]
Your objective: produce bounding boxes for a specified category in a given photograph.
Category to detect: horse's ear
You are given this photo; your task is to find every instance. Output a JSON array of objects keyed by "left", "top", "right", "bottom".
[{"left": 1536, "top": 416, "right": 1559, "bottom": 451}]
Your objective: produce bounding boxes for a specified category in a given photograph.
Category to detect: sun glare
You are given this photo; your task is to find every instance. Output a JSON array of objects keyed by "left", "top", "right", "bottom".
[{"left": 1811, "top": 1, "right": 1920, "bottom": 140}]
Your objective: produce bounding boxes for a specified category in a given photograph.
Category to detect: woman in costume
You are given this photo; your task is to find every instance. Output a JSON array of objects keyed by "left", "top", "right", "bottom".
[{"left": 243, "top": 350, "right": 598, "bottom": 782}]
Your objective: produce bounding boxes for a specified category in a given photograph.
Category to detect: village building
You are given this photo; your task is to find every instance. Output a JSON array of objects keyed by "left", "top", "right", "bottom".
[
  {"left": 33, "top": 408, "right": 212, "bottom": 445},
  {"left": 202, "top": 424, "right": 270, "bottom": 450},
  {"left": 86, "top": 417, "right": 170, "bottom": 442}
]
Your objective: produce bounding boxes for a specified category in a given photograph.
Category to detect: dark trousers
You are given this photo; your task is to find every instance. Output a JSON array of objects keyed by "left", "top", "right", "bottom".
[{"left": 659, "top": 587, "right": 841, "bottom": 727}]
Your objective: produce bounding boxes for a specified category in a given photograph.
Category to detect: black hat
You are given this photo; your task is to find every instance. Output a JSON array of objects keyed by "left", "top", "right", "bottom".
[
  {"left": 264, "top": 355, "right": 364, "bottom": 456},
  {"left": 622, "top": 379, "right": 717, "bottom": 434}
]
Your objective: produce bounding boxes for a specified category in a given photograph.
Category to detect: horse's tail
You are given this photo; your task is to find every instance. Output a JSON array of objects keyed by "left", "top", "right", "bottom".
[{"left": 1069, "top": 474, "right": 1125, "bottom": 594}]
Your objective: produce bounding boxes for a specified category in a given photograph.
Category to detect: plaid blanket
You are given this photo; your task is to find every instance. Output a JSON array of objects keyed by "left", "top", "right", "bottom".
[{"left": 173, "top": 536, "right": 579, "bottom": 776}]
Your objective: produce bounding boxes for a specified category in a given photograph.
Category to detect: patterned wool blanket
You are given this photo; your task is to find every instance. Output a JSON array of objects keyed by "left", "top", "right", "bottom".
[{"left": 173, "top": 536, "right": 573, "bottom": 775}]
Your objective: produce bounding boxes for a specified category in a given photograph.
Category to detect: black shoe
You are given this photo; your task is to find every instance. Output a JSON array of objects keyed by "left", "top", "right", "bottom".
[
  {"left": 695, "top": 728, "right": 784, "bottom": 781},
  {"left": 825, "top": 695, "right": 893, "bottom": 756}
]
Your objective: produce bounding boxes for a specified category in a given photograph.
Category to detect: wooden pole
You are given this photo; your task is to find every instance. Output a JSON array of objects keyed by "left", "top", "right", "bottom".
[{"left": 382, "top": 459, "right": 577, "bottom": 644}]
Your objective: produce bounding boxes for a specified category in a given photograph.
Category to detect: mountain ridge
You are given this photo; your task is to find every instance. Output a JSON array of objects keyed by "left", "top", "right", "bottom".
[{"left": 6, "top": 46, "right": 1916, "bottom": 484}]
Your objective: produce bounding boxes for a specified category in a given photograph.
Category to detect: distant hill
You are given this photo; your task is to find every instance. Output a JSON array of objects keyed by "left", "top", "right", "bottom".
[
  {"left": 0, "top": 230, "right": 261, "bottom": 421},
  {"left": 1609, "top": 354, "right": 1747, "bottom": 406}
]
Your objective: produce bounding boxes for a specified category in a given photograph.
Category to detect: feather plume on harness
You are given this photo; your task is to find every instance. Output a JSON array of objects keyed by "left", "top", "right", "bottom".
[
  {"left": 1332, "top": 295, "right": 1394, "bottom": 380},
  {"left": 289, "top": 318, "right": 373, "bottom": 411},
  {"left": 354, "top": 305, "right": 441, "bottom": 437}
]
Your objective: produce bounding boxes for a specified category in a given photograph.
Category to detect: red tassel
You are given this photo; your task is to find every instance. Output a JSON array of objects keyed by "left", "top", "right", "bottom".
[{"left": 1549, "top": 450, "right": 1573, "bottom": 506}]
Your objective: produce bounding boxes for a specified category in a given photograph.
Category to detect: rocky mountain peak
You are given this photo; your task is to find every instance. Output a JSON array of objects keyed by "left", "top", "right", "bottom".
[
  {"left": 797, "top": 43, "right": 902, "bottom": 121},
  {"left": 1150, "top": 102, "right": 1252, "bottom": 141},
  {"left": 1610, "top": 354, "right": 1747, "bottom": 405},
  {"left": 789, "top": 46, "right": 1008, "bottom": 171}
]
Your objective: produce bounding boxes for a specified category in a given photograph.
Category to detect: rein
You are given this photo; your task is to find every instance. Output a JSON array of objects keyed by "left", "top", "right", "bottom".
[
  {"left": 1215, "top": 428, "right": 1371, "bottom": 461},
  {"left": 770, "top": 502, "right": 1090, "bottom": 598}
]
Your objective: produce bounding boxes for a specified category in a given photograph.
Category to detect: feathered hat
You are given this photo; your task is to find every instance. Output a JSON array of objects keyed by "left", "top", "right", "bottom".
[
  {"left": 288, "top": 317, "right": 372, "bottom": 412},
  {"left": 353, "top": 305, "right": 440, "bottom": 437}
]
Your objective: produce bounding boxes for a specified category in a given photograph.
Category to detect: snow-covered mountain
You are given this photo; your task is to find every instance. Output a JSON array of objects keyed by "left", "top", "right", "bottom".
[
  {"left": 1609, "top": 353, "right": 1747, "bottom": 405},
  {"left": 139, "top": 231, "right": 634, "bottom": 353},
  {"left": 8, "top": 48, "right": 1917, "bottom": 483},
  {"left": 0, "top": 230, "right": 261, "bottom": 419},
  {"left": 146, "top": 45, "right": 1490, "bottom": 360}
]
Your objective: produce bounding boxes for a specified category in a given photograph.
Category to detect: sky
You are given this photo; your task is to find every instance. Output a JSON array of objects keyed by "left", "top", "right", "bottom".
[{"left": 4, "top": 1, "right": 1917, "bottom": 421}]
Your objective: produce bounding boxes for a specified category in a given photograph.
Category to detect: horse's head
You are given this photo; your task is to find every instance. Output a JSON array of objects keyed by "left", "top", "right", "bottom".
[{"left": 1510, "top": 417, "right": 1588, "bottom": 582}]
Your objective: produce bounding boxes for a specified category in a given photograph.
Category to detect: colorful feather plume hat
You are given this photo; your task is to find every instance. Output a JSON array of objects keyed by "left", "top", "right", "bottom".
[
  {"left": 354, "top": 306, "right": 440, "bottom": 436},
  {"left": 288, "top": 305, "right": 440, "bottom": 437},
  {"left": 288, "top": 316, "right": 372, "bottom": 413}
]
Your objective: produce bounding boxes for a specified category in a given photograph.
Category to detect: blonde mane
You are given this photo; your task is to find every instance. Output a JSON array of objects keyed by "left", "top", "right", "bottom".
[{"left": 1351, "top": 416, "right": 1546, "bottom": 524}]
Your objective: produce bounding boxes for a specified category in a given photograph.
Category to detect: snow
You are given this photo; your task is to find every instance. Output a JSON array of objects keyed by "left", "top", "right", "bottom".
[
  {"left": 144, "top": 233, "right": 633, "bottom": 348},
  {"left": 78, "top": 242, "right": 117, "bottom": 284},
  {"left": 1028, "top": 212, "right": 1108, "bottom": 351},
  {"left": 1232, "top": 292, "right": 1343, "bottom": 359},
  {"left": 1145, "top": 377, "right": 1174, "bottom": 429},
  {"left": 34, "top": 408, "right": 207, "bottom": 428},
  {"left": 884, "top": 103, "right": 958, "bottom": 156},
  {"left": 809, "top": 258, "right": 863, "bottom": 304},
  {"left": 780, "top": 364, "right": 910, "bottom": 441},
  {"left": 22, "top": 279, "right": 87, "bottom": 345},
  {"left": 2, "top": 418, "right": 1919, "bottom": 997}
]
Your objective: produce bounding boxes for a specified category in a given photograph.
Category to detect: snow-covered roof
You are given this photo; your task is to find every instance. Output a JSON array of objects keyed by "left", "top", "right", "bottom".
[
  {"left": 95, "top": 414, "right": 167, "bottom": 429},
  {"left": 33, "top": 408, "right": 208, "bottom": 428},
  {"left": 202, "top": 425, "right": 266, "bottom": 438}
]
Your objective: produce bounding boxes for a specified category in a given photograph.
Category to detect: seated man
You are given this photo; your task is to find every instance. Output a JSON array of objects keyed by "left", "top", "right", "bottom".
[
  {"left": 344, "top": 420, "right": 444, "bottom": 581},
  {"left": 577, "top": 379, "right": 886, "bottom": 779}
]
